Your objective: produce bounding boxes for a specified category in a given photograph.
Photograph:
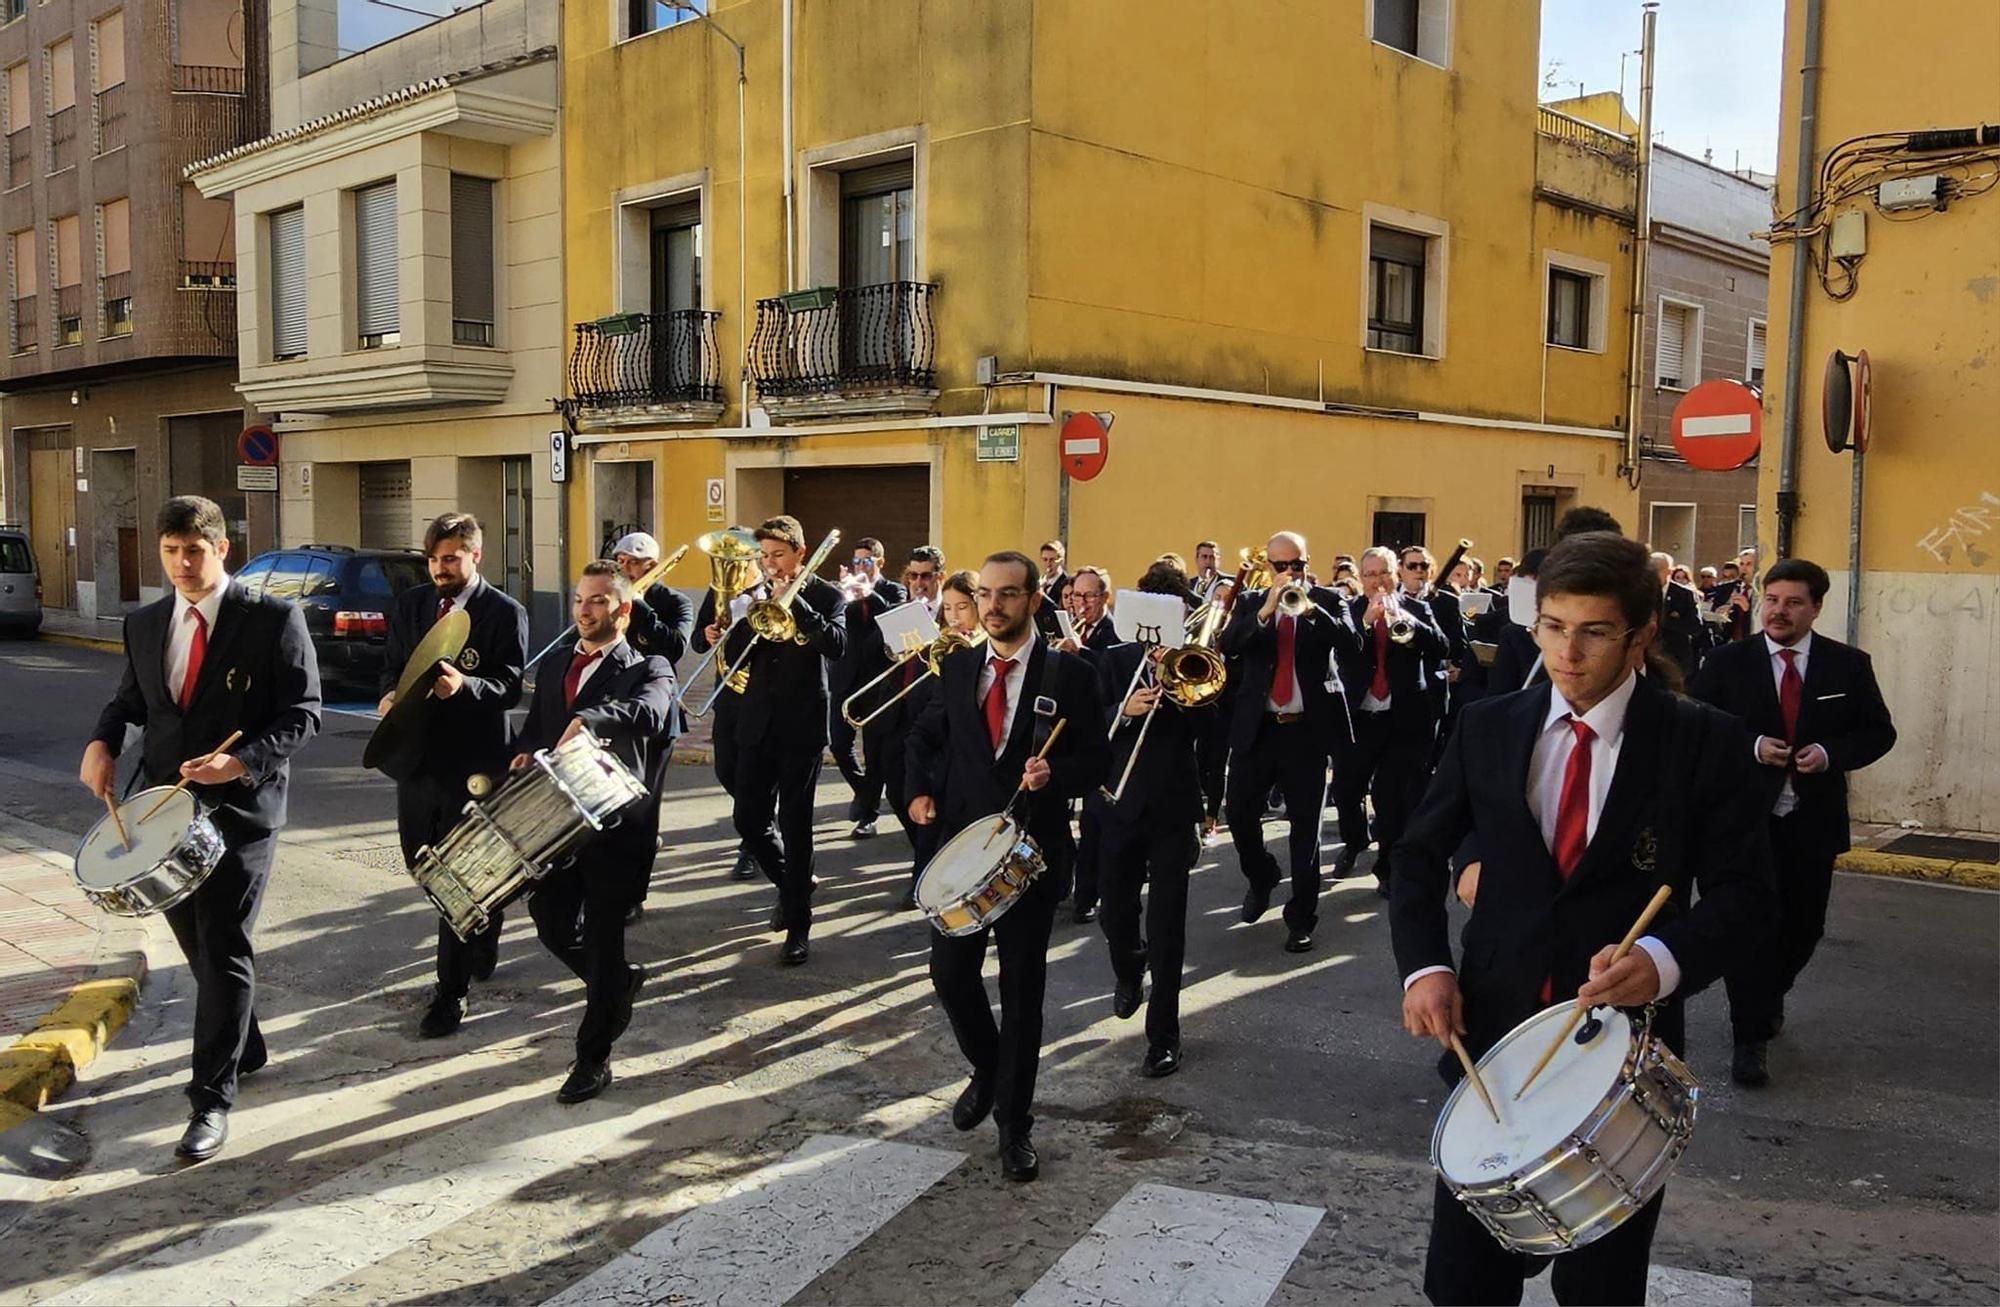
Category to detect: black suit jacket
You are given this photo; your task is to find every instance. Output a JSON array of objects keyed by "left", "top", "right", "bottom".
[
  {"left": 1217, "top": 586, "right": 1361, "bottom": 753},
  {"left": 1033, "top": 572, "right": 1073, "bottom": 638},
  {"left": 1485, "top": 622, "right": 1543, "bottom": 696},
  {"left": 1689, "top": 633, "right": 1896, "bottom": 858},
  {"left": 1069, "top": 616, "right": 1119, "bottom": 661},
  {"left": 92, "top": 582, "right": 322, "bottom": 837},
  {"left": 1391, "top": 675, "right": 1776, "bottom": 1061},
  {"left": 513, "top": 639, "right": 678, "bottom": 893},
  {"left": 907, "top": 636, "right": 1109, "bottom": 857},
  {"left": 721, "top": 574, "right": 846, "bottom": 749},
  {"left": 1423, "top": 587, "right": 1470, "bottom": 714},
  {"left": 377, "top": 578, "right": 527, "bottom": 788},
  {"left": 1659, "top": 581, "right": 1705, "bottom": 679},
  {"left": 1096, "top": 640, "right": 1209, "bottom": 824},
  {"left": 830, "top": 578, "right": 910, "bottom": 697},
  {"left": 1335, "top": 593, "right": 1450, "bottom": 726},
  {"left": 627, "top": 583, "right": 696, "bottom": 664}
]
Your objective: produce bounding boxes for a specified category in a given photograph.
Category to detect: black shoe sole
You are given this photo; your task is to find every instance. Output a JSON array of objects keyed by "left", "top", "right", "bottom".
[{"left": 558, "top": 1069, "right": 613, "bottom": 1104}]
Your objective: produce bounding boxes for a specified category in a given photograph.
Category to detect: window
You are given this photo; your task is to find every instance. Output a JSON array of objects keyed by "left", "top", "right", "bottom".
[
  {"left": 1, "top": 0, "right": 23, "bottom": 24},
  {"left": 356, "top": 556, "right": 425, "bottom": 597},
  {"left": 261, "top": 553, "right": 307, "bottom": 603},
  {"left": 100, "top": 197, "right": 129, "bottom": 336},
  {"left": 1548, "top": 268, "right": 1592, "bottom": 349},
  {"left": 449, "top": 174, "right": 494, "bottom": 346},
  {"left": 839, "top": 160, "right": 915, "bottom": 288},
  {"left": 1368, "top": 224, "right": 1428, "bottom": 354},
  {"left": 1656, "top": 299, "right": 1699, "bottom": 389},
  {"left": 0, "top": 537, "right": 30, "bottom": 572},
  {"left": 232, "top": 554, "right": 274, "bottom": 595},
  {"left": 4, "top": 63, "right": 27, "bottom": 186},
  {"left": 1371, "top": 0, "right": 1449, "bottom": 66},
  {"left": 52, "top": 212, "right": 80, "bottom": 345},
  {"left": 1372, "top": 510, "right": 1427, "bottom": 553},
  {"left": 45, "top": 37, "right": 74, "bottom": 173},
  {"left": 626, "top": 0, "right": 701, "bottom": 39},
  {"left": 268, "top": 205, "right": 306, "bottom": 359},
  {"left": 1522, "top": 493, "right": 1559, "bottom": 552},
  {"left": 93, "top": 11, "right": 123, "bottom": 154},
  {"left": 300, "top": 556, "right": 338, "bottom": 598},
  {"left": 181, "top": 184, "right": 235, "bottom": 286},
  {"left": 649, "top": 200, "right": 701, "bottom": 313},
  {"left": 1737, "top": 506, "right": 1758, "bottom": 552},
  {"left": 353, "top": 180, "right": 399, "bottom": 347},
  {"left": 1746, "top": 318, "right": 1767, "bottom": 389},
  {"left": 9, "top": 226, "right": 34, "bottom": 352}
]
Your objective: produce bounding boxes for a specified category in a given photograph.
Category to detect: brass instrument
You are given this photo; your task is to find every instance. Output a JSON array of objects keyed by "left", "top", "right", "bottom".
[
  {"left": 1383, "top": 589, "right": 1418, "bottom": 645},
  {"left": 524, "top": 542, "right": 693, "bottom": 672},
  {"left": 840, "top": 626, "right": 987, "bottom": 729},
  {"left": 1239, "top": 545, "right": 1274, "bottom": 593},
  {"left": 1436, "top": 537, "right": 1474, "bottom": 592},
  {"left": 693, "top": 528, "right": 842, "bottom": 717},
  {"left": 1101, "top": 567, "right": 1238, "bottom": 804},
  {"left": 674, "top": 528, "right": 764, "bottom": 708}
]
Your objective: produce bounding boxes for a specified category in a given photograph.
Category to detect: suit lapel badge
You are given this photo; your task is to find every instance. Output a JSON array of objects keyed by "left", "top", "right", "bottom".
[
  {"left": 225, "top": 667, "right": 251, "bottom": 693},
  {"left": 458, "top": 647, "right": 481, "bottom": 671},
  {"left": 1631, "top": 825, "right": 1657, "bottom": 874}
]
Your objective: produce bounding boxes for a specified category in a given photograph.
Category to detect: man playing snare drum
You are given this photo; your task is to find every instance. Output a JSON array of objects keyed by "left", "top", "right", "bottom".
[
  {"left": 81, "top": 496, "right": 321, "bottom": 1163},
  {"left": 1390, "top": 532, "right": 1773, "bottom": 1304}
]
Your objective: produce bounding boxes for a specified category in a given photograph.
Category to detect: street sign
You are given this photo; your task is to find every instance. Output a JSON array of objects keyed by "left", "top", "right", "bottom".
[
  {"left": 236, "top": 465, "right": 278, "bottom": 492},
  {"left": 1669, "top": 380, "right": 1762, "bottom": 471},
  {"left": 705, "top": 476, "right": 726, "bottom": 522},
  {"left": 549, "top": 429, "right": 571, "bottom": 484},
  {"left": 1060, "top": 411, "right": 1111, "bottom": 481},
  {"left": 976, "top": 424, "right": 1020, "bottom": 463},
  {"left": 238, "top": 424, "right": 278, "bottom": 466}
]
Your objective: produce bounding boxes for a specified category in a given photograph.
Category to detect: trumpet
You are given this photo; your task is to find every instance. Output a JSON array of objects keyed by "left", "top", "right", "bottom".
[
  {"left": 692, "top": 529, "right": 842, "bottom": 717},
  {"left": 674, "top": 528, "right": 763, "bottom": 708},
  {"left": 525, "top": 541, "right": 693, "bottom": 671},
  {"left": 1382, "top": 589, "right": 1418, "bottom": 645},
  {"left": 840, "top": 626, "right": 986, "bottom": 729}
]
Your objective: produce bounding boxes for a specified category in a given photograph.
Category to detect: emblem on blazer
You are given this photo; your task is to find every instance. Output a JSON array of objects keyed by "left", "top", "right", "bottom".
[
  {"left": 225, "top": 667, "right": 251, "bottom": 692},
  {"left": 458, "top": 647, "right": 481, "bottom": 671},
  {"left": 1632, "top": 826, "right": 1658, "bottom": 874}
]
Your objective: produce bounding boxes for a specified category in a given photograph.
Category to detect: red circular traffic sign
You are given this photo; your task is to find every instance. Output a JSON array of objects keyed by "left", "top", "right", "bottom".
[
  {"left": 1852, "top": 349, "right": 1871, "bottom": 454},
  {"left": 1670, "top": 380, "right": 1762, "bottom": 471},
  {"left": 238, "top": 424, "right": 279, "bottom": 466},
  {"left": 1060, "top": 411, "right": 1110, "bottom": 481}
]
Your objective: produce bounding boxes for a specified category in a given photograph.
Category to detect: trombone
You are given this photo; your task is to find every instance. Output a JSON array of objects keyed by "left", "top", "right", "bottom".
[
  {"left": 1101, "top": 581, "right": 1235, "bottom": 805},
  {"left": 690, "top": 528, "right": 842, "bottom": 718},
  {"left": 840, "top": 626, "right": 987, "bottom": 729},
  {"left": 525, "top": 541, "right": 692, "bottom": 671}
]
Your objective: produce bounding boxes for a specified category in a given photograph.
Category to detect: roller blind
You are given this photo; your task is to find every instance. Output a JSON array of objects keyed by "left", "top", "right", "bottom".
[
  {"left": 269, "top": 205, "right": 305, "bottom": 358},
  {"left": 1747, "top": 320, "right": 1766, "bottom": 378},
  {"left": 354, "top": 180, "right": 399, "bottom": 341},
  {"left": 49, "top": 39, "right": 74, "bottom": 113},
  {"left": 96, "top": 12, "right": 124, "bottom": 90},
  {"left": 102, "top": 198, "right": 128, "bottom": 275},
  {"left": 1656, "top": 301, "right": 1689, "bottom": 386},
  {"left": 11, "top": 228, "right": 34, "bottom": 295},
  {"left": 449, "top": 174, "right": 493, "bottom": 334}
]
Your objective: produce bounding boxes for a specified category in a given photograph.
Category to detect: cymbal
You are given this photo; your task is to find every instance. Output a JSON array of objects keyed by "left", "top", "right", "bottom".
[
  {"left": 394, "top": 608, "right": 469, "bottom": 702},
  {"left": 363, "top": 610, "right": 470, "bottom": 777}
]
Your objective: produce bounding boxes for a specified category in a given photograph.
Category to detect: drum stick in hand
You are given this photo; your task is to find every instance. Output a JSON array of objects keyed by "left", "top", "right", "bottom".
[
  {"left": 1450, "top": 1033, "right": 1502, "bottom": 1125},
  {"left": 139, "top": 729, "right": 246, "bottom": 824},
  {"left": 985, "top": 718, "right": 1067, "bottom": 848},
  {"left": 1515, "top": 884, "right": 1674, "bottom": 1100},
  {"left": 102, "top": 791, "right": 131, "bottom": 854}
]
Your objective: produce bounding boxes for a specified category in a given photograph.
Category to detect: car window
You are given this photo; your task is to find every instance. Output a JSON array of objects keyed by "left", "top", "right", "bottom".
[
  {"left": 301, "top": 556, "right": 339, "bottom": 598},
  {"left": 0, "top": 538, "right": 31, "bottom": 574},
  {"left": 262, "top": 553, "right": 307, "bottom": 603},
  {"left": 233, "top": 554, "right": 276, "bottom": 596},
  {"left": 356, "top": 557, "right": 427, "bottom": 598}
]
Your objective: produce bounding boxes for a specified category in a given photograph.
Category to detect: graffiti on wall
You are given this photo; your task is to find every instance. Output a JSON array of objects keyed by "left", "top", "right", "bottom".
[{"left": 1915, "top": 491, "right": 2000, "bottom": 567}]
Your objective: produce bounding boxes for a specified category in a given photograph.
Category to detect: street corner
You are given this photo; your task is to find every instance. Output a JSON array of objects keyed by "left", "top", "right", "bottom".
[
  {"left": 0, "top": 965, "right": 146, "bottom": 1118},
  {"left": 1836, "top": 848, "right": 2000, "bottom": 891}
]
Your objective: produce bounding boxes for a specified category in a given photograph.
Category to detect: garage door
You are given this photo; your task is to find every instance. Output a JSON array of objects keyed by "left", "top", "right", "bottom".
[
  {"left": 358, "top": 461, "right": 412, "bottom": 549},
  {"left": 783, "top": 465, "right": 930, "bottom": 579}
]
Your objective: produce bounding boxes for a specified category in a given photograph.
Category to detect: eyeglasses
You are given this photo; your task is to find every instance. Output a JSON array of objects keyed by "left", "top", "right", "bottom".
[
  {"left": 975, "top": 587, "right": 1029, "bottom": 603},
  {"left": 1531, "top": 617, "right": 1634, "bottom": 654},
  {"left": 1402, "top": 560, "right": 1432, "bottom": 572},
  {"left": 1269, "top": 559, "right": 1308, "bottom": 573},
  {"left": 903, "top": 568, "right": 938, "bottom": 581}
]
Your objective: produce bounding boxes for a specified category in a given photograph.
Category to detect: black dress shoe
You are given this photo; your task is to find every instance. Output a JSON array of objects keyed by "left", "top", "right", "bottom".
[
  {"left": 1283, "top": 929, "right": 1314, "bottom": 954},
  {"left": 1241, "top": 883, "right": 1273, "bottom": 924},
  {"left": 1332, "top": 851, "right": 1360, "bottom": 879},
  {"left": 951, "top": 1077, "right": 994, "bottom": 1131},
  {"left": 624, "top": 902, "right": 645, "bottom": 926},
  {"left": 731, "top": 849, "right": 757, "bottom": 880},
  {"left": 780, "top": 930, "right": 810, "bottom": 965},
  {"left": 999, "top": 1129, "right": 1040, "bottom": 1182},
  {"left": 418, "top": 989, "right": 467, "bottom": 1038},
  {"left": 1732, "top": 1040, "right": 1770, "bottom": 1088},
  {"left": 1112, "top": 978, "right": 1145, "bottom": 1020},
  {"left": 1141, "top": 1043, "right": 1182, "bottom": 1078},
  {"left": 1073, "top": 903, "right": 1099, "bottom": 924},
  {"left": 610, "top": 965, "right": 645, "bottom": 1041},
  {"left": 175, "top": 1107, "right": 229, "bottom": 1162},
  {"left": 557, "top": 1060, "right": 612, "bottom": 1104},
  {"left": 900, "top": 885, "right": 919, "bottom": 910}
]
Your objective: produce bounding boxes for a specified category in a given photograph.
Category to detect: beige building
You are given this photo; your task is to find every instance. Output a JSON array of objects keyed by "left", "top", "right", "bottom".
[{"left": 187, "top": 0, "right": 564, "bottom": 637}]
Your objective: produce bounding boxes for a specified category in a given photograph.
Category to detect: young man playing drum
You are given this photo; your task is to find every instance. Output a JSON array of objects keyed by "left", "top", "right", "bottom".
[
  {"left": 907, "top": 550, "right": 1108, "bottom": 1182},
  {"left": 510, "top": 560, "right": 677, "bottom": 1104},
  {"left": 1391, "top": 532, "right": 1774, "bottom": 1304},
  {"left": 80, "top": 496, "right": 322, "bottom": 1162},
  {"left": 377, "top": 512, "right": 528, "bottom": 1039}
]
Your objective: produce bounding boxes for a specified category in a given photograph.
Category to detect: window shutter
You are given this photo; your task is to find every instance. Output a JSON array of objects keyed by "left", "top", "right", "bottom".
[
  {"left": 450, "top": 174, "right": 494, "bottom": 335},
  {"left": 1656, "top": 302, "right": 1686, "bottom": 385},
  {"left": 1371, "top": 225, "right": 1428, "bottom": 266},
  {"left": 840, "top": 159, "right": 913, "bottom": 199},
  {"left": 354, "top": 181, "right": 398, "bottom": 340},
  {"left": 1747, "top": 320, "right": 1766, "bottom": 375},
  {"left": 269, "top": 205, "right": 306, "bottom": 358}
]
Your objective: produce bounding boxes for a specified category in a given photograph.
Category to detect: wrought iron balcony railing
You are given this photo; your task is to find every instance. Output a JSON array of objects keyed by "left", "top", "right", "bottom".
[
  {"left": 101, "top": 271, "right": 130, "bottom": 336},
  {"left": 180, "top": 260, "right": 236, "bottom": 288},
  {"left": 173, "top": 64, "right": 245, "bottom": 94},
  {"left": 47, "top": 106, "right": 74, "bottom": 173},
  {"left": 568, "top": 309, "right": 723, "bottom": 409},
  {"left": 5, "top": 127, "right": 26, "bottom": 188},
  {"left": 95, "top": 84, "right": 125, "bottom": 154},
  {"left": 749, "top": 281, "right": 938, "bottom": 400},
  {"left": 55, "top": 283, "right": 80, "bottom": 346},
  {"left": 11, "top": 295, "right": 35, "bottom": 352}
]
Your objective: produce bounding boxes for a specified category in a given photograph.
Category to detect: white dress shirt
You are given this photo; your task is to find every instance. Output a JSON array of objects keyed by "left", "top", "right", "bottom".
[
  {"left": 569, "top": 637, "right": 625, "bottom": 699},
  {"left": 1258, "top": 612, "right": 1305, "bottom": 713},
  {"left": 976, "top": 629, "right": 1039, "bottom": 758},
  {"left": 165, "top": 585, "right": 227, "bottom": 705},
  {"left": 436, "top": 575, "right": 481, "bottom": 618},
  {"left": 1404, "top": 670, "right": 1681, "bottom": 998},
  {"left": 1761, "top": 631, "right": 1813, "bottom": 816}
]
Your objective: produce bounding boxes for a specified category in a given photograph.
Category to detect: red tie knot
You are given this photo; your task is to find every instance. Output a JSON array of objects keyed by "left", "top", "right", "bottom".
[
  {"left": 990, "top": 655, "right": 1016, "bottom": 674},
  {"left": 1568, "top": 715, "right": 1596, "bottom": 747},
  {"left": 1779, "top": 648, "right": 1796, "bottom": 667}
]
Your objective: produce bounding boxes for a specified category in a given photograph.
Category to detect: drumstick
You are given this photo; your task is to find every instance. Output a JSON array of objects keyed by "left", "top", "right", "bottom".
[
  {"left": 102, "top": 791, "right": 131, "bottom": 854},
  {"left": 1449, "top": 1033, "right": 1501, "bottom": 1125},
  {"left": 139, "top": 729, "right": 246, "bottom": 824},
  {"left": 984, "top": 718, "right": 1067, "bottom": 848},
  {"left": 1514, "top": 884, "right": 1674, "bottom": 1101}
]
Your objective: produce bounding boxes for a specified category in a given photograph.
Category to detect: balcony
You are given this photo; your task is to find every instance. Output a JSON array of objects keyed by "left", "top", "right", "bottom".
[
  {"left": 569, "top": 310, "right": 725, "bottom": 428},
  {"left": 180, "top": 260, "right": 236, "bottom": 289},
  {"left": 5, "top": 127, "right": 26, "bottom": 188},
  {"left": 11, "top": 295, "right": 34, "bottom": 353},
  {"left": 47, "top": 107, "right": 74, "bottom": 174},
  {"left": 95, "top": 84, "right": 125, "bottom": 155},
  {"left": 101, "top": 272, "right": 130, "bottom": 336},
  {"left": 1534, "top": 106, "right": 1637, "bottom": 223},
  {"left": 173, "top": 64, "right": 245, "bottom": 95},
  {"left": 54, "top": 284, "right": 80, "bottom": 347},
  {"left": 749, "top": 281, "right": 939, "bottom": 420}
]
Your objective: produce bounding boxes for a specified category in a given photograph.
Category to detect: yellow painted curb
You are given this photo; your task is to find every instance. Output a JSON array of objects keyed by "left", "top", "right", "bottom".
[
  {"left": 0, "top": 975, "right": 141, "bottom": 1114},
  {"left": 1836, "top": 849, "right": 2000, "bottom": 891},
  {"left": 37, "top": 631, "right": 123, "bottom": 654}
]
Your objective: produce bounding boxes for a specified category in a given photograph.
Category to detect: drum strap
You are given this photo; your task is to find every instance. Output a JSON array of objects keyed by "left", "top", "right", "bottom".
[{"left": 1030, "top": 648, "right": 1062, "bottom": 757}]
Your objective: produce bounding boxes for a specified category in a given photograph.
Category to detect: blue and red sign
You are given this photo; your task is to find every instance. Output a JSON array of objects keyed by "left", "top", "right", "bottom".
[{"left": 238, "top": 424, "right": 279, "bottom": 466}]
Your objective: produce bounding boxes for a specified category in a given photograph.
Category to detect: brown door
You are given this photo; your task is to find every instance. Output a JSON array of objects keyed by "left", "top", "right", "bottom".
[
  {"left": 117, "top": 527, "right": 139, "bottom": 601},
  {"left": 28, "top": 444, "right": 75, "bottom": 607},
  {"left": 782, "top": 464, "right": 931, "bottom": 579}
]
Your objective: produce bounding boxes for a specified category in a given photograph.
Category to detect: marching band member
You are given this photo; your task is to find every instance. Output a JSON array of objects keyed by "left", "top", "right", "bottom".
[
  {"left": 1333, "top": 547, "right": 1448, "bottom": 893},
  {"left": 1393, "top": 531, "right": 1774, "bottom": 1305},
  {"left": 611, "top": 531, "right": 695, "bottom": 665},
  {"left": 379, "top": 512, "right": 528, "bottom": 1039},
  {"left": 1690, "top": 558, "right": 1896, "bottom": 1087},
  {"left": 1651, "top": 550, "right": 1707, "bottom": 682},
  {"left": 511, "top": 560, "right": 677, "bottom": 1104},
  {"left": 1401, "top": 546, "right": 1469, "bottom": 753},
  {"left": 1191, "top": 540, "right": 1226, "bottom": 601},
  {"left": 828, "top": 536, "right": 908, "bottom": 840},
  {"left": 713, "top": 516, "right": 846, "bottom": 965},
  {"left": 1217, "top": 531, "right": 1359, "bottom": 952},
  {"left": 691, "top": 526, "right": 764, "bottom": 882},
  {"left": 876, "top": 560, "right": 972, "bottom": 906},
  {"left": 907, "top": 551, "right": 1109, "bottom": 1182},
  {"left": 1055, "top": 565, "right": 1116, "bottom": 922},
  {"left": 81, "top": 496, "right": 321, "bottom": 1161},
  {"left": 1033, "top": 539, "right": 1072, "bottom": 639}
]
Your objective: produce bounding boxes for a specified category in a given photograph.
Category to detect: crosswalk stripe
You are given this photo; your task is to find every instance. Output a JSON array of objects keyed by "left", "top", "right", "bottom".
[
  {"left": 1016, "top": 1181, "right": 1324, "bottom": 1307},
  {"left": 1521, "top": 1262, "right": 1754, "bottom": 1307},
  {"left": 541, "top": 1133, "right": 961, "bottom": 1306}
]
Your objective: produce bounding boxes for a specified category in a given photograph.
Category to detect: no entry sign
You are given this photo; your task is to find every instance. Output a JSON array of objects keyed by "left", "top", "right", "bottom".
[
  {"left": 1060, "top": 411, "right": 1111, "bottom": 481},
  {"left": 1669, "top": 380, "right": 1762, "bottom": 471}
]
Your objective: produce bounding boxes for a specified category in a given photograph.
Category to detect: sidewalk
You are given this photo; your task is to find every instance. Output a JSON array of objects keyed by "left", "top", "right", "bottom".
[
  {"left": 0, "top": 814, "right": 150, "bottom": 1132},
  {"left": 33, "top": 608, "right": 123, "bottom": 654}
]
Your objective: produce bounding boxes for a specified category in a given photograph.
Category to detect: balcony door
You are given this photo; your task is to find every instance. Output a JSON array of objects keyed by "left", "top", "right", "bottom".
[
  {"left": 647, "top": 202, "right": 701, "bottom": 396},
  {"left": 838, "top": 160, "right": 915, "bottom": 380}
]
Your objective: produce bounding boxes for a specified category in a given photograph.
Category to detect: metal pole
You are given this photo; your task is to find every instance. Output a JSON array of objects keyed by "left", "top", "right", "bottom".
[
  {"left": 1776, "top": 0, "right": 1825, "bottom": 558},
  {"left": 1846, "top": 444, "right": 1865, "bottom": 644},
  {"left": 1620, "top": 4, "right": 1657, "bottom": 488}
]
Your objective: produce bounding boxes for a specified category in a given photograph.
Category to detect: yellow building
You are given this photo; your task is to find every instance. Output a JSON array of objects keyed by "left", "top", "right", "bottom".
[
  {"left": 563, "top": 0, "right": 1640, "bottom": 585},
  {"left": 1762, "top": 3, "right": 2000, "bottom": 833}
]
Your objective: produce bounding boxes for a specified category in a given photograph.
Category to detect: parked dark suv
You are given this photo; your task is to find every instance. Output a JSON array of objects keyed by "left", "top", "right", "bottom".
[{"left": 232, "top": 545, "right": 428, "bottom": 693}]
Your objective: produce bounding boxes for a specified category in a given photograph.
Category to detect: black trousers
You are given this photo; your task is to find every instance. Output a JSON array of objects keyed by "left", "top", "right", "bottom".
[
  {"left": 880, "top": 734, "right": 933, "bottom": 886},
  {"left": 1072, "top": 802, "right": 1103, "bottom": 912},
  {"left": 1195, "top": 705, "right": 1231, "bottom": 824},
  {"left": 828, "top": 699, "right": 884, "bottom": 821},
  {"left": 928, "top": 870, "right": 1059, "bottom": 1134},
  {"left": 1725, "top": 808, "right": 1836, "bottom": 1040},
  {"left": 1334, "top": 708, "right": 1435, "bottom": 878},
  {"left": 528, "top": 859, "right": 634, "bottom": 1066},
  {"left": 1424, "top": 1176, "right": 1664, "bottom": 1305},
  {"left": 162, "top": 828, "right": 273, "bottom": 1111},
  {"left": 733, "top": 738, "right": 823, "bottom": 930},
  {"left": 1224, "top": 718, "right": 1330, "bottom": 933},
  {"left": 397, "top": 776, "right": 502, "bottom": 1000},
  {"left": 1098, "top": 812, "right": 1196, "bottom": 1049}
]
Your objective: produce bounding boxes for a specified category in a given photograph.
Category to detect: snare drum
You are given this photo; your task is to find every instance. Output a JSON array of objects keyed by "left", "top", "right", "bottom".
[
  {"left": 1433, "top": 1004, "right": 1699, "bottom": 1254},
  {"left": 914, "top": 814, "right": 1046, "bottom": 936},
  {"left": 409, "top": 730, "right": 648, "bottom": 941},
  {"left": 72, "top": 787, "right": 225, "bottom": 917}
]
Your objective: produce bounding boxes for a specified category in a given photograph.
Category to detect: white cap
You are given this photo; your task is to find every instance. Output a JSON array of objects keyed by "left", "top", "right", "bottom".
[{"left": 610, "top": 531, "right": 661, "bottom": 561}]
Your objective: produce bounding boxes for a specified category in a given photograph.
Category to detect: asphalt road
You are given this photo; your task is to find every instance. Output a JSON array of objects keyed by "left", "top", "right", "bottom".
[{"left": 1, "top": 637, "right": 1996, "bottom": 1305}]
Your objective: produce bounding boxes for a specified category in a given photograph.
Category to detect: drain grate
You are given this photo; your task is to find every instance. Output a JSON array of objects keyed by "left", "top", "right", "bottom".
[{"left": 1879, "top": 834, "right": 2000, "bottom": 864}]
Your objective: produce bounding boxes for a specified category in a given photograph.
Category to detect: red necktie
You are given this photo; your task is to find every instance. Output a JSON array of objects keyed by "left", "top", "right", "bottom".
[
  {"left": 1551, "top": 717, "right": 1596, "bottom": 879},
  {"left": 1273, "top": 614, "right": 1296, "bottom": 705},
  {"left": 1778, "top": 648, "right": 1802, "bottom": 743},
  {"left": 563, "top": 648, "right": 602, "bottom": 710},
  {"left": 984, "top": 656, "right": 1016, "bottom": 751},
  {"left": 179, "top": 608, "right": 208, "bottom": 710},
  {"left": 436, "top": 594, "right": 452, "bottom": 626},
  {"left": 1370, "top": 617, "right": 1390, "bottom": 700}
]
